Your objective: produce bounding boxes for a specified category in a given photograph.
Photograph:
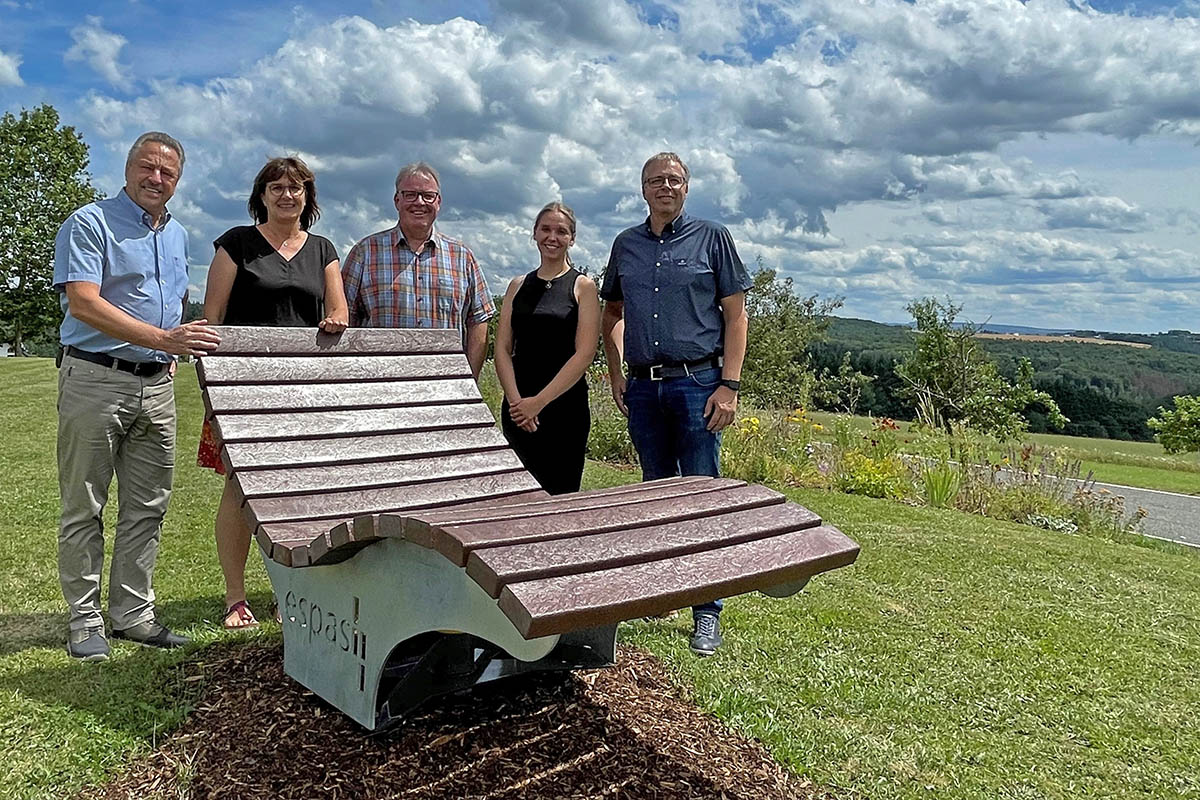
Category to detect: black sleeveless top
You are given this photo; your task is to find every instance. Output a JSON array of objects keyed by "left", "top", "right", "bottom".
[
  {"left": 215, "top": 225, "right": 339, "bottom": 327},
  {"left": 510, "top": 266, "right": 584, "bottom": 397}
]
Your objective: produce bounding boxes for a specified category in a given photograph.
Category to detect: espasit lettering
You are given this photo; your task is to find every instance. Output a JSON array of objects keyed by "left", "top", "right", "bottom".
[{"left": 284, "top": 590, "right": 354, "bottom": 653}]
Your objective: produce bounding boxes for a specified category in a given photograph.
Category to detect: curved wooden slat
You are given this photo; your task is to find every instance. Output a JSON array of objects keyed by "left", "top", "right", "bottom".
[
  {"left": 499, "top": 526, "right": 861, "bottom": 638},
  {"left": 466, "top": 503, "right": 823, "bottom": 598},
  {"left": 224, "top": 427, "right": 512, "bottom": 471},
  {"left": 198, "top": 354, "right": 471, "bottom": 385},
  {"left": 248, "top": 471, "right": 544, "bottom": 524},
  {"left": 215, "top": 403, "right": 495, "bottom": 442},
  {"left": 208, "top": 326, "right": 462, "bottom": 356},
  {"left": 425, "top": 484, "right": 785, "bottom": 566},
  {"left": 237, "top": 450, "right": 526, "bottom": 498},
  {"left": 207, "top": 378, "right": 481, "bottom": 414}
]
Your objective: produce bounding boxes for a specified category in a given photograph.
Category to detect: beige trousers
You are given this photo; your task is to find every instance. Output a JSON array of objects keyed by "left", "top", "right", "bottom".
[{"left": 57, "top": 354, "right": 176, "bottom": 633}]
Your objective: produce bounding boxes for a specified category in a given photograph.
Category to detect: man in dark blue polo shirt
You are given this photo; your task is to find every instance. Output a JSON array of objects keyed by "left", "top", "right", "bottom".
[{"left": 600, "top": 151, "right": 751, "bottom": 656}]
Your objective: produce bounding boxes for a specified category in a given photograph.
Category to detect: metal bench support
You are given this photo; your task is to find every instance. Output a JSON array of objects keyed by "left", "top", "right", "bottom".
[{"left": 264, "top": 537, "right": 565, "bottom": 730}]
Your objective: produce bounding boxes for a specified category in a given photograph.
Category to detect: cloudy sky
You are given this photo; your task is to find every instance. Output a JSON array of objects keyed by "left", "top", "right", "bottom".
[{"left": 2, "top": 0, "right": 1198, "bottom": 332}]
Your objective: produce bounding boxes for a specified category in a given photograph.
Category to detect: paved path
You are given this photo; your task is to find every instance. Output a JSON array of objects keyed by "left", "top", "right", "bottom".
[{"left": 1080, "top": 479, "right": 1200, "bottom": 548}]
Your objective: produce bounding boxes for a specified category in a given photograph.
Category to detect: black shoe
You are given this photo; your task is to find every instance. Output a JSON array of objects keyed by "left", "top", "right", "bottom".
[
  {"left": 112, "top": 620, "right": 189, "bottom": 649},
  {"left": 689, "top": 613, "right": 722, "bottom": 656},
  {"left": 66, "top": 629, "right": 110, "bottom": 661}
]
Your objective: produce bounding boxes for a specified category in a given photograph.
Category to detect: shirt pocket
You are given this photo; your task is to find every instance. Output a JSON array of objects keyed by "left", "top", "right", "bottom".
[
  {"left": 665, "top": 256, "right": 713, "bottom": 290},
  {"left": 435, "top": 275, "right": 460, "bottom": 320}
]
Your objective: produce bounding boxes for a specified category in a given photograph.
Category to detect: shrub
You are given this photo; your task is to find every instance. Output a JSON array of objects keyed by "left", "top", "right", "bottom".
[
  {"left": 1148, "top": 395, "right": 1200, "bottom": 454},
  {"left": 921, "top": 460, "right": 962, "bottom": 509},
  {"left": 721, "top": 408, "right": 820, "bottom": 486},
  {"left": 586, "top": 370, "right": 638, "bottom": 465}
]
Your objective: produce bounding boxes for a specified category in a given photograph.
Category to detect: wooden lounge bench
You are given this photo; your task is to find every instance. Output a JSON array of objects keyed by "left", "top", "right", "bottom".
[{"left": 196, "top": 326, "right": 860, "bottom": 730}]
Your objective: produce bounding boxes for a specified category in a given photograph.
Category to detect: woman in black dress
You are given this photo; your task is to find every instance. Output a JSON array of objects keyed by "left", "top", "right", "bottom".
[
  {"left": 199, "top": 156, "right": 348, "bottom": 629},
  {"left": 494, "top": 202, "right": 600, "bottom": 494}
]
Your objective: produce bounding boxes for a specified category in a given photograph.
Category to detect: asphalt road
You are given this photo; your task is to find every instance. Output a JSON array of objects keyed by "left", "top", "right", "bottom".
[{"left": 1082, "top": 479, "right": 1200, "bottom": 548}]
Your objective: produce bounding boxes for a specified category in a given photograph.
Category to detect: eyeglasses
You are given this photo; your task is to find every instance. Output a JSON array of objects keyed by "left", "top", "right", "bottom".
[
  {"left": 399, "top": 190, "right": 441, "bottom": 204},
  {"left": 267, "top": 183, "right": 305, "bottom": 197},
  {"left": 643, "top": 175, "right": 687, "bottom": 189}
]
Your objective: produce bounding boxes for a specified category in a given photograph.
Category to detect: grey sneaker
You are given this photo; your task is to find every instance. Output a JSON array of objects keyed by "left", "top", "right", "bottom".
[
  {"left": 112, "top": 620, "right": 189, "bottom": 649},
  {"left": 689, "top": 613, "right": 722, "bottom": 656},
  {"left": 67, "top": 629, "right": 110, "bottom": 661}
]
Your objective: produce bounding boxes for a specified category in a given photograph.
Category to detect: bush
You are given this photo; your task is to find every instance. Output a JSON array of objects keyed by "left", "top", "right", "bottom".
[
  {"left": 587, "top": 371, "right": 638, "bottom": 465},
  {"left": 720, "top": 408, "right": 820, "bottom": 486},
  {"left": 1148, "top": 395, "right": 1200, "bottom": 454}
]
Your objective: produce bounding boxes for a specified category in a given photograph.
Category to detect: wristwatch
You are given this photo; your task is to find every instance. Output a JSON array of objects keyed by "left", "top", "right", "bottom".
[{"left": 720, "top": 378, "right": 740, "bottom": 391}]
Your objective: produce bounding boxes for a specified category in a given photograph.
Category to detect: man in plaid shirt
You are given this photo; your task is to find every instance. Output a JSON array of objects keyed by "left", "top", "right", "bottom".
[{"left": 341, "top": 162, "right": 495, "bottom": 376}]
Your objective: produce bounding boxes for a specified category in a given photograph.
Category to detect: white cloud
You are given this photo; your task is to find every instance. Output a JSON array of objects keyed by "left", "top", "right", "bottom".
[
  {"left": 65, "top": 16, "right": 133, "bottom": 91},
  {"left": 69, "top": 2, "right": 1200, "bottom": 331},
  {"left": 0, "top": 49, "right": 21, "bottom": 86}
]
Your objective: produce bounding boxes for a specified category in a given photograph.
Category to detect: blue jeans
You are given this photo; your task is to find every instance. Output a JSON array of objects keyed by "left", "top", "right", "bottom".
[{"left": 626, "top": 366, "right": 723, "bottom": 617}]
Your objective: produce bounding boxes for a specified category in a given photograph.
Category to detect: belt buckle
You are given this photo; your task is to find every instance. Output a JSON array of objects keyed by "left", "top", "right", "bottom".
[{"left": 649, "top": 364, "right": 663, "bottom": 381}]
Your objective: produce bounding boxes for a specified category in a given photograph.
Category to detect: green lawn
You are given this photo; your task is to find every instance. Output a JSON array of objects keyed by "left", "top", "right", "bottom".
[
  {"left": 3, "top": 359, "right": 1200, "bottom": 799},
  {"left": 807, "top": 410, "right": 1200, "bottom": 495}
]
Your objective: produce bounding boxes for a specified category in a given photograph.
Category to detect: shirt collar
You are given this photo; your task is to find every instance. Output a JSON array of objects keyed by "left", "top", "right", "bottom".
[
  {"left": 644, "top": 210, "right": 688, "bottom": 237},
  {"left": 393, "top": 224, "right": 438, "bottom": 253},
  {"left": 119, "top": 188, "right": 172, "bottom": 231}
]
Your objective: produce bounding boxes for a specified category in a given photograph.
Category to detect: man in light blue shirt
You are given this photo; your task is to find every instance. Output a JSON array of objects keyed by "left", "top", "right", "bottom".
[{"left": 53, "top": 131, "right": 220, "bottom": 661}]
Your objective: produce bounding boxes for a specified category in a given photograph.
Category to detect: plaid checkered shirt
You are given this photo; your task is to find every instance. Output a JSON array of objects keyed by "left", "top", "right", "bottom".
[{"left": 341, "top": 226, "right": 495, "bottom": 331}]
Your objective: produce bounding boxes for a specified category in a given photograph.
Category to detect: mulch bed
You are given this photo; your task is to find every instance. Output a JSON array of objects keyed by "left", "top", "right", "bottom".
[{"left": 81, "top": 643, "right": 834, "bottom": 800}]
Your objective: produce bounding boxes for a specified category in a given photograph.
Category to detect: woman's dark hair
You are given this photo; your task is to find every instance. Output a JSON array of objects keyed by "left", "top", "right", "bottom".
[{"left": 248, "top": 156, "right": 320, "bottom": 230}]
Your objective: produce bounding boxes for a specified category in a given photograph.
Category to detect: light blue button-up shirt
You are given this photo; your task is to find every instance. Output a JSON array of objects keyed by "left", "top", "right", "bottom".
[{"left": 53, "top": 189, "right": 190, "bottom": 363}]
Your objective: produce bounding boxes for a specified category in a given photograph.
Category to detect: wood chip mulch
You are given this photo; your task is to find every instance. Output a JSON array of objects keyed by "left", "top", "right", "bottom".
[{"left": 80, "top": 642, "right": 836, "bottom": 800}]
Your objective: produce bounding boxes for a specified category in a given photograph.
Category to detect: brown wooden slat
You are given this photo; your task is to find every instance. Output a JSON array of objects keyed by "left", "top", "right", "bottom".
[
  {"left": 258, "top": 518, "right": 352, "bottom": 549},
  {"left": 198, "top": 354, "right": 470, "bottom": 385},
  {"left": 224, "top": 427, "right": 511, "bottom": 471},
  {"left": 404, "top": 476, "right": 742, "bottom": 533},
  {"left": 309, "top": 515, "right": 378, "bottom": 565},
  {"left": 467, "top": 503, "right": 823, "bottom": 597},
  {"left": 426, "top": 484, "right": 785, "bottom": 566},
  {"left": 207, "top": 378, "right": 481, "bottom": 414},
  {"left": 216, "top": 403, "right": 495, "bottom": 442},
  {"left": 208, "top": 326, "right": 462, "bottom": 356},
  {"left": 248, "top": 471, "right": 543, "bottom": 524},
  {"left": 499, "top": 526, "right": 861, "bottom": 638},
  {"left": 237, "top": 450, "right": 526, "bottom": 498}
]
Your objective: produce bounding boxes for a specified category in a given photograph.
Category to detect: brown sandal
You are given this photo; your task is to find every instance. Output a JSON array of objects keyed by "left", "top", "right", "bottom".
[{"left": 223, "top": 600, "right": 259, "bottom": 631}]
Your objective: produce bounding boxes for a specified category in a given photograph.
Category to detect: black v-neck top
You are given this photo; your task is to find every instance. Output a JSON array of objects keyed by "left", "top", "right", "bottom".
[{"left": 215, "top": 225, "right": 339, "bottom": 326}]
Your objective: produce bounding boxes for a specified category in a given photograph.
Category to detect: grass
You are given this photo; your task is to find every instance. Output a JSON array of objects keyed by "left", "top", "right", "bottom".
[
  {"left": 807, "top": 410, "right": 1200, "bottom": 496},
  {"left": 3, "top": 359, "right": 1200, "bottom": 799}
]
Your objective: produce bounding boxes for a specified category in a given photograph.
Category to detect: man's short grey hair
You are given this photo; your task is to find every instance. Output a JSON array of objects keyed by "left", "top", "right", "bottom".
[
  {"left": 126, "top": 132, "right": 186, "bottom": 169},
  {"left": 641, "top": 152, "right": 689, "bottom": 182},
  {"left": 394, "top": 162, "right": 441, "bottom": 192}
]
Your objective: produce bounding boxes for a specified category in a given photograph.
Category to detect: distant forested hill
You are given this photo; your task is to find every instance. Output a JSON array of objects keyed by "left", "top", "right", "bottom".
[{"left": 810, "top": 317, "right": 1200, "bottom": 441}]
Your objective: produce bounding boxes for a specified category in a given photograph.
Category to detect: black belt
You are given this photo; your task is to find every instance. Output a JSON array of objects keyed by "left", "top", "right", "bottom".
[
  {"left": 64, "top": 346, "right": 168, "bottom": 377},
  {"left": 628, "top": 355, "right": 722, "bottom": 380}
]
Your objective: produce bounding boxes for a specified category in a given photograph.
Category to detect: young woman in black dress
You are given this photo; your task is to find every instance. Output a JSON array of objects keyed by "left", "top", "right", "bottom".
[
  {"left": 494, "top": 202, "right": 600, "bottom": 494},
  {"left": 198, "top": 156, "right": 348, "bottom": 629}
]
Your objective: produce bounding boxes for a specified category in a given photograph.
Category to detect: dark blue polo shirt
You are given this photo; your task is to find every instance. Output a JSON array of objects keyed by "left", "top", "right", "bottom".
[{"left": 600, "top": 212, "right": 751, "bottom": 368}]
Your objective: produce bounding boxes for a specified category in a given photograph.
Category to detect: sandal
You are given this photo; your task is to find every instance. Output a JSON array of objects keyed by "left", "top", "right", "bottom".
[{"left": 223, "top": 600, "right": 259, "bottom": 631}]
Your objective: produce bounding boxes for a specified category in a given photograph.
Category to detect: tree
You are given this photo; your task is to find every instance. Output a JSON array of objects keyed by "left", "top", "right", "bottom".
[
  {"left": 816, "top": 350, "right": 874, "bottom": 415},
  {"left": 0, "top": 105, "right": 100, "bottom": 355},
  {"left": 742, "top": 260, "right": 843, "bottom": 410},
  {"left": 896, "top": 297, "right": 1066, "bottom": 440},
  {"left": 1147, "top": 395, "right": 1200, "bottom": 454}
]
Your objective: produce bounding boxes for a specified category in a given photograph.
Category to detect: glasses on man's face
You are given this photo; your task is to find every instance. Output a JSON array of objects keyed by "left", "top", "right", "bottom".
[
  {"left": 267, "top": 183, "right": 305, "bottom": 197},
  {"left": 399, "top": 190, "right": 441, "bottom": 204},
  {"left": 643, "top": 175, "right": 687, "bottom": 190}
]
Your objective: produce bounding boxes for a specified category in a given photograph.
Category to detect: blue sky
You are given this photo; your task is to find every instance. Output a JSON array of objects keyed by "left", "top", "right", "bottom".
[{"left": 2, "top": 0, "right": 1198, "bottom": 332}]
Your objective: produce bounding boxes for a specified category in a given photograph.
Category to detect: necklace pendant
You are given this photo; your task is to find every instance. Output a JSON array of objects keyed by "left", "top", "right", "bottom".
[{"left": 545, "top": 280, "right": 553, "bottom": 289}]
